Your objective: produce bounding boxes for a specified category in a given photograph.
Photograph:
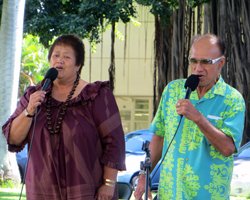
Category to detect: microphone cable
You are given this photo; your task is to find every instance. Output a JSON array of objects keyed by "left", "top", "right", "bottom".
[
  {"left": 18, "top": 107, "right": 40, "bottom": 200},
  {"left": 149, "top": 116, "right": 183, "bottom": 183},
  {"left": 18, "top": 68, "right": 58, "bottom": 199},
  {"left": 149, "top": 75, "right": 200, "bottom": 199}
]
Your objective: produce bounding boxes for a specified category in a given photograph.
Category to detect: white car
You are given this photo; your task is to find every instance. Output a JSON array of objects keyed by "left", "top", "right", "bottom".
[{"left": 231, "top": 141, "right": 250, "bottom": 198}]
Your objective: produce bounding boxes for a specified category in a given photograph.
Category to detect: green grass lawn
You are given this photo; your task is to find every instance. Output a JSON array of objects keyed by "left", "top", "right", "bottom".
[
  {"left": 0, "top": 187, "right": 249, "bottom": 200},
  {"left": 0, "top": 187, "right": 26, "bottom": 200}
]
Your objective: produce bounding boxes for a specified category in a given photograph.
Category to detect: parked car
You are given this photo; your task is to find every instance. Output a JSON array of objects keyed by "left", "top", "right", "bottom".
[
  {"left": 16, "top": 129, "right": 250, "bottom": 198},
  {"left": 15, "top": 130, "right": 160, "bottom": 187},
  {"left": 117, "top": 129, "right": 250, "bottom": 198},
  {"left": 231, "top": 141, "right": 250, "bottom": 198},
  {"left": 16, "top": 145, "right": 28, "bottom": 182},
  {"left": 117, "top": 129, "right": 160, "bottom": 191}
]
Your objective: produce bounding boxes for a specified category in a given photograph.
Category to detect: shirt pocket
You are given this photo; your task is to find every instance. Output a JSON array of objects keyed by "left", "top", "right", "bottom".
[
  {"left": 205, "top": 114, "right": 224, "bottom": 146},
  {"left": 207, "top": 114, "right": 223, "bottom": 127}
]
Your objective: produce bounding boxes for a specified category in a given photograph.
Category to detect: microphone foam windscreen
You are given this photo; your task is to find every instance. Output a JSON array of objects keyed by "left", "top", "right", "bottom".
[
  {"left": 184, "top": 74, "right": 200, "bottom": 91},
  {"left": 44, "top": 68, "right": 58, "bottom": 81}
]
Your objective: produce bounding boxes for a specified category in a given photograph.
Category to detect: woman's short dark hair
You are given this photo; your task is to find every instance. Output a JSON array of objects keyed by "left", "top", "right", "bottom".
[{"left": 48, "top": 34, "right": 85, "bottom": 73}]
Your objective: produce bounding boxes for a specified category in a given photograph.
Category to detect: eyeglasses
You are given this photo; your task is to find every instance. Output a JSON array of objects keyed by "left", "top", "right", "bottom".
[{"left": 189, "top": 56, "right": 223, "bottom": 65}]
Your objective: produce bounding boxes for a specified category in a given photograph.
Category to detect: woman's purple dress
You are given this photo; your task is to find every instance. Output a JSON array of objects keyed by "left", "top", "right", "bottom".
[{"left": 2, "top": 81, "right": 126, "bottom": 200}]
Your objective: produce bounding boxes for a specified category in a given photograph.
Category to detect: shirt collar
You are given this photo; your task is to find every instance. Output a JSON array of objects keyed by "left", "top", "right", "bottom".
[
  {"left": 201, "top": 76, "right": 226, "bottom": 99},
  {"left": 189, "top": 76, "right": 226, "bottom": 100},
  {"left": 210, "top": 76, "right": 226, "bottom": 96}
]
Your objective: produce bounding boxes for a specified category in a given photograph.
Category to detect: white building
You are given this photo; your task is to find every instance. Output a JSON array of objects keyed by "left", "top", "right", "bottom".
[{"left": 82, "top": 6, "right": 155, "bottom": 133}]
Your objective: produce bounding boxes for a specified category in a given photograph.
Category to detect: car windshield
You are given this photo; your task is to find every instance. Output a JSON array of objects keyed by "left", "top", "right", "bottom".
[
  {"left": 16, "top": 145, "right": 28, "bottom": 159},
  {"left": 125, "top": 131, "right": 153, "bottom": 153},
  {"left": 237, "top": 148, "right": 250, "bottom": 159}
]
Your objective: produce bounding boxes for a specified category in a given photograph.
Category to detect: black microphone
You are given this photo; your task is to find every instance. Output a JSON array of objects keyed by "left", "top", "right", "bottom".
[
  {"left": 184, "top": 74, "right": 200, "bottom": 99},
  {"left": 179, "top": 74, "right": 200, "bottom": 119},
  {"left": 41, "top": 68, "right": 58, "bottom": 91}
]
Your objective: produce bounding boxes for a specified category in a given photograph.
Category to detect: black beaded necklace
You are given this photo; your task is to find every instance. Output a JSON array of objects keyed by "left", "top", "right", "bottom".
[{"left": 46, "top": 74, "right": 80, "bottom": 135}]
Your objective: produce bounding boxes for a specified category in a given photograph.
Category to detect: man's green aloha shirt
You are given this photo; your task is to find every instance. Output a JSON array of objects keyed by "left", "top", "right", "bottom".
[{"left": 150, "top": 77, "right": 245, "bottom": 200}]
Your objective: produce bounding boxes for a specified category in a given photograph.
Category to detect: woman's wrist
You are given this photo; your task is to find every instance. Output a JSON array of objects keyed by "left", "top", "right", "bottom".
[
  {"left": 103, "top": 178, "right": 116, "bottom": 187},
  {"left": 24, "top": 108, "right": 35, "bottom": 118}
]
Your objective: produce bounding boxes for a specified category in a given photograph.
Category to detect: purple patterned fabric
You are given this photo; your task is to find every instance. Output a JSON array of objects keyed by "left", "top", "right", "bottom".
[{"left": 2, "top": 81, "right": 126, "bottom": 200}]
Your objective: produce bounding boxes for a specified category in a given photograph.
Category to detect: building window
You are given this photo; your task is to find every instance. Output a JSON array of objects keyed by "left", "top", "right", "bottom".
[{"left": 116, "top": 96, "right": 152, "bottom": 133}]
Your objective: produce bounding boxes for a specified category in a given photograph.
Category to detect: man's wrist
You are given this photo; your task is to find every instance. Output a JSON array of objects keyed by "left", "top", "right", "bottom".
[{"left": 139, "top": 170, "right": 146, "bottom": 175}]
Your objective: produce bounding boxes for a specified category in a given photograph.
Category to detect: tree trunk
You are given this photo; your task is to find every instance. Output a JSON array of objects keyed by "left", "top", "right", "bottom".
[
  {"left": 153, "top": 0, "right": 202, "bottom": 111},
  {"left": 153, "top": 0, "right": 250, "bottom": 145},
  {"left": 109, "top": 21, "right": 116, "bottom": 91},
  {"left": 204, "top": 0, "right": 250, "bottom": 145},
  {"left": 0, "top": 0, "right": 26, "bottom": 183}
]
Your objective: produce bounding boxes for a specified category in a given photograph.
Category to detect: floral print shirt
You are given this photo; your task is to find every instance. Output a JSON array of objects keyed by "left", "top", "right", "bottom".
[{"left": 150, "top": 77, "right": 245, "bottom": 200}]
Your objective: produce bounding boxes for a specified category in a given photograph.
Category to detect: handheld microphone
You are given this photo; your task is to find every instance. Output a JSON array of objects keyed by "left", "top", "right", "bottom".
[
  {"left": 184, "top": 74, "right": 200, "bottom": 99},
  {"left": 41, "top": 68, "right": 58, "bottom": 91},
  {"left": 179, "top": 74, "right": 200, "bottom": 119}
]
